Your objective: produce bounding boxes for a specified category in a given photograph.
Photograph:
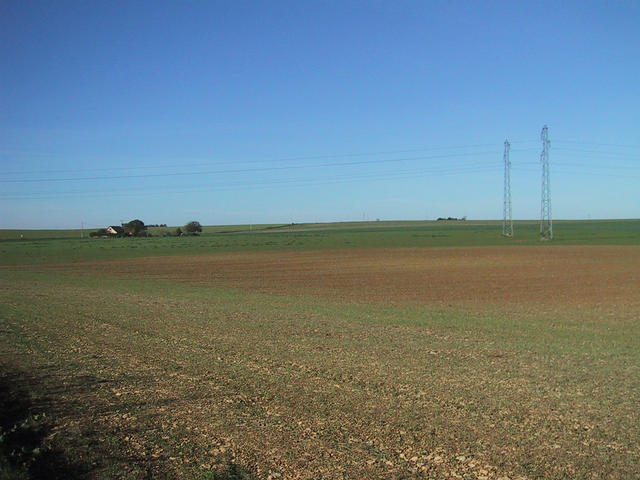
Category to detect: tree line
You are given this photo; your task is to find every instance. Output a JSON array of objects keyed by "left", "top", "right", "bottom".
[{"left": 90, "top": 220, "right": 202, "bottom": 238}]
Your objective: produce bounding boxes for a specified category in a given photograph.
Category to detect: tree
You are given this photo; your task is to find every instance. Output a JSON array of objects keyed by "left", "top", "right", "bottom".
[
  {"left": 125, "top": 219, "right": 146, "bottom": 237},
  {"left": 184, "top": 221, "right": 202, "bottom": 235},
  {"left": 90, "top": 228, "right": 107, "bottom": 238}
]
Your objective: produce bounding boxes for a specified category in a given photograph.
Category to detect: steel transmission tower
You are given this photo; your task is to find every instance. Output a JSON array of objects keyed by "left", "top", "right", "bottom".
[
  {"left": 502, "top": 139, "right": 513, "bottom": 237},
  {"left": 540, "top": 125, "right": 552, "bottom": 240}
]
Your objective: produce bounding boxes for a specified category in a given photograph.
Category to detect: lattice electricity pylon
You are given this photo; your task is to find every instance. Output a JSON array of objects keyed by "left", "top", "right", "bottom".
[
  {"left": 540, "top": 125, "right": 553, "bottom": 240},
  {"left": 502, "top": 139, "right": 513, "bottom": 237}
]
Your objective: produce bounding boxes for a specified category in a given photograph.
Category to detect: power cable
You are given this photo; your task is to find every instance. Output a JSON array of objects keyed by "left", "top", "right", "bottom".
[
  {"left": 0, "top": 150, "right": 501, "bottom": 184},
  {"left": 0, "top": 143, "right": 499, "bottom": 176},
  {"left": 0, "top": 163, "right": 502, "bottom": 200}
]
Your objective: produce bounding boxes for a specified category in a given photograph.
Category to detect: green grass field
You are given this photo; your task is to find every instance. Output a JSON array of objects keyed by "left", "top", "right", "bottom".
[
  {"left": 1, "top": 219, "right": 638, "bottom": 265},
  {"left": 1, "top": 219, "right": 639, "bottom": 479}
]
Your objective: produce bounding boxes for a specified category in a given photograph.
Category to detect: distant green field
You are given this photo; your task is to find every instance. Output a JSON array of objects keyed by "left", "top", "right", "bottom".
[
  {"left": 0, "top": 228, "right": 85, "bottom": 240},
  {"left": 0, "top": 219, "right": 638, "bottom": 264}
]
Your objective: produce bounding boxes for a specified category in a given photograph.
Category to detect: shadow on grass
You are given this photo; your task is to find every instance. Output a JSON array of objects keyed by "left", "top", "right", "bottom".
[
  {"left": 0, "top": 370, "right": 87, "bottom": 479},
  {"left": 1, "top": 366, "right": 258, "bottom": 480}
]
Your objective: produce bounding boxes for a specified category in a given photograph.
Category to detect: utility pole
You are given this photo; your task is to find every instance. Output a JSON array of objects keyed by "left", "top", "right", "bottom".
[
  {"left": 502, "top": 139, "right": 513, "bottom": 237},
  {"left": 81, "top": 221, "right": 85, "bottom": 239},
  {"left": 540, "top": 125, "right": 553, "bottom": 240}
]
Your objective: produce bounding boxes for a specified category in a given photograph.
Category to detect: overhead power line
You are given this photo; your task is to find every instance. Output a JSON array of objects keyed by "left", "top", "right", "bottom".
[
  {"left": 0, "top": 150, "right": 500, "bottom": 184},
  {"left": 0, "top": 142, "right": 500, "bottom": 176},
  {"left": 513, "top": 166, "right": 640, "bottom": 179},
  {"left": 554, "top": 139, "right": 640, "bottom": 149},
  {"left": 0, "top": 162, "right": 503, "bottom": 200}
]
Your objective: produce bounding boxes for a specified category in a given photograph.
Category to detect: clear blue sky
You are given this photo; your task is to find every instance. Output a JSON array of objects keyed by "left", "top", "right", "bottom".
[{"left": 1, "top": 1, "right": 638, "bottom": 228}]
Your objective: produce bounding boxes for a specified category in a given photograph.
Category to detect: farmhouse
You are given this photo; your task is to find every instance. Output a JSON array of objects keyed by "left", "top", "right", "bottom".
[{"left": 106, "top": 225, "right": 125, "bottom": 236}]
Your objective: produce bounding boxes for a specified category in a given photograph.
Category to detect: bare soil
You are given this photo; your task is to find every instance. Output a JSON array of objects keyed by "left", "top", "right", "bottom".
[
  {"left": 42, "top": 245, "right": 640, "bottom": 310},
  {"left": 4, "top": 245, "right": 640, "bottom": 479}
]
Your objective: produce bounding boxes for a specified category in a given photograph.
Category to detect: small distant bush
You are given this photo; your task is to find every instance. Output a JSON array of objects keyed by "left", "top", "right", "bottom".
[
  {"left": 184, "top": 221, "right": 202, "bottom": 235},
  {"left": 89, "top": 229, "right": 107, "bottom": 238},
  {"left": 124, "top": 219, "right": 147, "bottom": 237}
]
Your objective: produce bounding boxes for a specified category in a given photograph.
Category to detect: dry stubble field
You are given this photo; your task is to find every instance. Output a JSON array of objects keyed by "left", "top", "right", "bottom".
[{"left": 1, "top": 244, "right": 640, "bottom": 479}]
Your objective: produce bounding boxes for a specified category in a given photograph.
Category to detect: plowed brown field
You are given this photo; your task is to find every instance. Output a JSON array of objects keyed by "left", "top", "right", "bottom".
[
  {"left": 48, "top": 245, "right": 640, "bottom": 310},
  {"left": 4, "top": 244, "right": 640, "bottom": 479}
]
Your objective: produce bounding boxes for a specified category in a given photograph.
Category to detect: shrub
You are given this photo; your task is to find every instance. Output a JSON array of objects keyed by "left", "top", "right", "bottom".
[
  {"left": 89, "top": 229, "right": 107, "bottom": 238},
  {"left": 184, "top": 221, "right": 202, "bottom": 235},
  {"left": 124, "top": 219, "right": 146, "bottom": 236}
]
